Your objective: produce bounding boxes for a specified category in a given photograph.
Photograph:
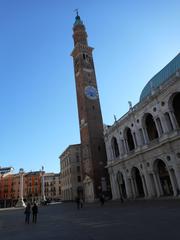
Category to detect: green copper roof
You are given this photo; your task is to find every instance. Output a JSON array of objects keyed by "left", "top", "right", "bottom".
[
  {"left": 140, "top": 53, "right": 180, "bottom": 101},
  {"left": 74, "top": 15, "right": 83, "bottom": 27}
]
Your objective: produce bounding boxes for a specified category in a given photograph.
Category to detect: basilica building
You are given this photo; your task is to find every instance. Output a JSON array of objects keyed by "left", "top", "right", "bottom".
[{"left": 104, "top": 53, "right": 180, "bottom": 200}]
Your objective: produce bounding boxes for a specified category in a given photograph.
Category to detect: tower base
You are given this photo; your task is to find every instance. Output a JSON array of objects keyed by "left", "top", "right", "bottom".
[{"left": 84, "top": 175, "right": 95, "bottom": 202}]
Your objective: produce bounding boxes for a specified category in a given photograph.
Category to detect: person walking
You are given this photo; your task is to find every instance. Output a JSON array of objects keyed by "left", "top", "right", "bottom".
[
  {"left": 76, "top": 196, "right": 80, "bottom": 209},
  {"left": 24, "top": 203, "right": 31, "bottom": 224},
  {"left": 32, "top": 202, "right": 38, "bottom": 224},
  {"left": 80, "top": 198, "right": 83, "bottom": 209},
  {"left": 100, "top": 194, "right": 105, "bottom": 206}
]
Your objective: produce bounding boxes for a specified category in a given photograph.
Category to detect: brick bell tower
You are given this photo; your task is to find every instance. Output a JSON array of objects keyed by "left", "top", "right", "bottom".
[{"left": 71, "top": 13, "right": 109, "bottom": 202}]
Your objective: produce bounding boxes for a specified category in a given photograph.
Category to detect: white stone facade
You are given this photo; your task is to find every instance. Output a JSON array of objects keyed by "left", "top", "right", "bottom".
[
  {"left": 105, "top": 58, "right": 180, "bottom": 200},
  {"left": 44, "top": 173, "right": 61, "bottom": 201},
  {"left": 59, "top": 144, "right": 83, "bottom": 201}
]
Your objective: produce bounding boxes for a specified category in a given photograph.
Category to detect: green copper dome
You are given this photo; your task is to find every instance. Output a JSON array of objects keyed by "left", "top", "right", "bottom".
[
  {"left": 74, "top": 15, "right": 83, "bottom": 27},
  {"left": 140, "top": 53, "right": 180, "bottom": 101}
]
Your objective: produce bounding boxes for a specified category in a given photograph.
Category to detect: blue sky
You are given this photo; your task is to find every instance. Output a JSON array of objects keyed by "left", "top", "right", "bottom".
[{"left": 0, "top": 0, "right": 179, "bottom": 173}]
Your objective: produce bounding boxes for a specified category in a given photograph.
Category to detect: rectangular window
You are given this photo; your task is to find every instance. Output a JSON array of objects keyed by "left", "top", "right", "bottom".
[
  {"left": 76, "top": 155, "right": 79, "bottom": 162},
  {"left": 77, "top": 176, "right": 81, "bottom": 182}
]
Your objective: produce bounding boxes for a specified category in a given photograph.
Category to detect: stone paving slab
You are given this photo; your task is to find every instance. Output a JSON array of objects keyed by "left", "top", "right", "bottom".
[{"left": 0, "top": 199, "right": 180, "bottom": 240}]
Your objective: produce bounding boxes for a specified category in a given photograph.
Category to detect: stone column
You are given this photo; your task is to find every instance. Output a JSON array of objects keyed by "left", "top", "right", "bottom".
[
  {"left": 130, "top": 177, "right": 136, "bottom": 198},
  {"left": 143, "top": 170, "right": 154, "bottom": 198},
  {"left": 152, "top": 172, "right": 161, "bottom": 197},
  {"left": 124, "top": 139, "right": 129, "bottom": 153},
  {"left": 108, "top": 143, "right": 114, "bottom": 162},
  {"left": 132, "top": 132, "right": 137, "bottom": 148},
  {"left": 124, "top": 175, "right": 132, "bottom": 199},
  {"left": 173, "top": 164, "right": 180, "bottom": 193},
  {"left": 140, "top": 175, "right": 148, "bottom": 198},
  {"left": 41, "top": 166, "right": 46, "bottom": 201},
  {"left": 121, "top": 139, "right": 126, "bottom": 155},
  {"left": 109, "top": 168, "right": 118, "bottom": 200},
  {"left": 158, "top": 114, "right": 167, "bottom": 133},
  {"left": 168, "top": 169, "right": 178, "bottom": 196},
  {"left": 16, "top": 168, "right": 26, "bottom": 207},
  {"left": 169, "top": 111, "right": 178, "bottom": 129},
  {"left": 154, "top": 118, "right": 162, "bottom": 137},
  {"left": 142, "top": 128, "right": 148, "bottom": 144}
]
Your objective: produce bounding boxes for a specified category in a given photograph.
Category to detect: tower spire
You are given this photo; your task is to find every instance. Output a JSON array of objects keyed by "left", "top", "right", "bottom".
[
  {"left": 72, "top": 12, "right": 88, "bottom": 46},
  {"left": 74, "top": 8, "right": 79, "bottom": 17}
]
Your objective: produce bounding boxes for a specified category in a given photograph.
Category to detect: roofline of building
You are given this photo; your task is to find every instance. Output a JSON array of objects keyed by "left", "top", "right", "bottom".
[
  {"left": 105, "top": 71, "right": 180, "bottom": 136},
  {"left": 59, "top": 143, "right": 81, "bottom": 159}
]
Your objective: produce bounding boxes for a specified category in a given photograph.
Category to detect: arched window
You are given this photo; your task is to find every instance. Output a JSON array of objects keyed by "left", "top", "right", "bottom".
[
  {"left": 111, "top": 137, "right": 120, "bottom": 158},
  {"left": 125, "top": 127, "right": 135, "bottom": 151},
  {"left": 144, "top": 113, "right": 159, "bottom": 141},
  {"left": 131, "top": 167, "right": 145, "bottom": 197},
  {"left": 172, "top": 92, "right": 180, "bottom": 128}
]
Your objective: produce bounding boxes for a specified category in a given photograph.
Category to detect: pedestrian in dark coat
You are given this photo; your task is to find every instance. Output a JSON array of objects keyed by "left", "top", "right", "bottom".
[
  {"left": 80, "top": 198, "right": 83, "bottom": 208},
  {"left": 76, "top": 196, "right": 80, "bottom": 209},
  {"left": 24, "top": 203, "right": 31, "bottom": 224},
  {"left": 32, "top": 202, "right": 38, "bottom": 223},
  {"left": 100, "top": 194, "right": 105, "bottom": 206}
]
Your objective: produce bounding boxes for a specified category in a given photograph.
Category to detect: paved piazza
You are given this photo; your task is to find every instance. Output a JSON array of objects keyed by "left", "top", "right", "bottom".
[{"left": 0, "top": 200, "right": 180, "bottom": 240}]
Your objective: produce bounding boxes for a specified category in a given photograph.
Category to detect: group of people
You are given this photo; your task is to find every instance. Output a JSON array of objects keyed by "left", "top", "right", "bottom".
[
  {"left": 24, "top": 202, "right": 38, "bottom": 224},
  {"left": 75, "top": 193, "right": 107, "bottom": 208}
]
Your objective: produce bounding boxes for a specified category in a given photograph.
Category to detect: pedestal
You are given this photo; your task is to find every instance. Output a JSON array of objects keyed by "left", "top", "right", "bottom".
[{"left": 16, "top": 198, "right": 26, "bottom": 208}]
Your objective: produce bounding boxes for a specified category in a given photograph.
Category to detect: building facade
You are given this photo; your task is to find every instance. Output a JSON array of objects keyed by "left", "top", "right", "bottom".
[
  {"left": 0, "top": 170, "right": 43, "bottom": 207},
  {"left": 59, "top": 144, "right": 83, "bottom": 201},
  {"left": 0, "top": 168, "right": 15, "bottom": 207},
  {"left": 44, "top": 173, "right": 61, "bottom": 201},
  {"left": 0, "top": 168, "right": 61, "bottom": 207},
  {"left": 24, "top": 171, "right": 42, "bottom": 203},
  {"left": 105, "top": 53, "right": 180, "bottom": 200},
  {"left": 71, "top": 14, "right": 109, "bottom": 201}
]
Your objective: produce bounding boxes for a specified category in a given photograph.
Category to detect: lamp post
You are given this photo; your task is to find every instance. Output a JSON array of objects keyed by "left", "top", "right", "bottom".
[{"left": 16, "top": 168, "right": 26, "bottom": 207}]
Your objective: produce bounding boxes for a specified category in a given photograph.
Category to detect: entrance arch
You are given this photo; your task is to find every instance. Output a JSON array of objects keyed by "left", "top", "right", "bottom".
[
  {"left": 154, "top": 159, "right": 173, "bottom": 196},
  {"left": 117, "top": 171, "right": 127, "bottom": 199},
  {"left": 131, "top": 167, "right": 145, "bottom": 197}
]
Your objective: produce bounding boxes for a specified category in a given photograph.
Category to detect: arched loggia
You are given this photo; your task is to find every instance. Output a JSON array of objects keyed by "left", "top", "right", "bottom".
[
  {"left": 154, "top": 159, "right": 173, "bottom": 196},
  {"left": 144, "top": 113, "right": 159, "bottom": 141},
  {"left": 131, "top": 167, "right": 145, "bottom": 198}
]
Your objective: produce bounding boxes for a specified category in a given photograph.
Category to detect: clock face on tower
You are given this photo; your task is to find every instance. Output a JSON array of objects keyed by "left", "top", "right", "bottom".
[{"left": 84, "top": 86, "right": 98, "bottom": 100}]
